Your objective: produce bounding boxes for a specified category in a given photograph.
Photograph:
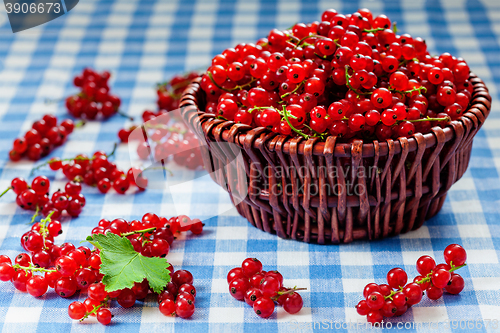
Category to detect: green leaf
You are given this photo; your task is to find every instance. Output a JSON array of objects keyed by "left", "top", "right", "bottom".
[{"left": 89, "top": 233, "right": 170, "bottom": 294}]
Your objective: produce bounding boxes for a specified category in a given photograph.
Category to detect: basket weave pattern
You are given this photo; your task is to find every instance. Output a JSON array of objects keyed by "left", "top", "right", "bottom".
[{"left": 180, "top": 74, "right": 491, "bottom": 244}]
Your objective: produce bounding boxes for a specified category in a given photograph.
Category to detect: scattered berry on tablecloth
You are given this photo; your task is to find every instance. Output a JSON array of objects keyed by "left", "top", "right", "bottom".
[
  {"left": 356, "top": 244, "right": 467, "bottom": 324},
  {"left": 156, "top": 71, "right": 200, "bottom": 111},
  {"left": 65, "top": 68, "right": 124, "bottom": 120},
  {"left": 32, "top": 146, "right": 149, "bottom": 193},
  {"left": 116, "top": 72, "right": 204, "bottom": 171},
  {"left": 227, "top": 258, "right": 305, "bottom": 318},
  {"left": 0, "top": 176, "right": 86, "bottom": 218},
  {"left": 200, "top": 8, "right": 473, "bottom": 141},
  {"left": 117, "top": 71, "right": 200, "bottom": 143},
  {"left": 9, "top": 115, "right": 80, "bottom": 162}
]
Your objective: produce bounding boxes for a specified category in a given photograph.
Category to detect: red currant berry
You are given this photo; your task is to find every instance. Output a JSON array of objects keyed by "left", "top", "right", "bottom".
[
  {"left": 387, "top": 268, "right": 408, "bottom": 289},
  {"left": 283, "top": 292, "right": 303, "bottom": 314},
  {"left": 443, "top": 244, "right": 467, "bottom": 266},
  {"left": 241, "top": 258, "right": 263, "bottom": 277},
  {"left": 416, "top": 255, "right": 436, "bottom": 276},
  {"left": 68, "top": 301, "right": 87, "bottom": 320},
  {"left": 366, "top": 292, "right": 384, "bottom": 310},
  {"left": 431, "top": 269, "right": 452, "bottom": 289},
  {"left": 445, "top": 273, "right": 465, "bottom": 294},
  {"left": 229, "top": 278, "right": 250, "bottom": 301},
  {"left": 253, "top": 297, "right": 274, "bottom": 318}
]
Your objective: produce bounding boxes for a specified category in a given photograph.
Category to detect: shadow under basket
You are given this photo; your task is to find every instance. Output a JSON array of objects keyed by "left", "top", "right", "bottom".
[{"left": 180, "top": 73, "right": 491, "bottom": 244}]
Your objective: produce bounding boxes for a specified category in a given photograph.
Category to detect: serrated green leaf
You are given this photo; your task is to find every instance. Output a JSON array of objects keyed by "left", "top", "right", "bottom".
[{"left": 89, "top": 233, "right": 170, "bottom": 294}]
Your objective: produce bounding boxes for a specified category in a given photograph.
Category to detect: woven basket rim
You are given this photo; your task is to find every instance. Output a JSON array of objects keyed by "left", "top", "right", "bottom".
[{"left": 180, "top": 72, "right": 490, "bottom": 158}]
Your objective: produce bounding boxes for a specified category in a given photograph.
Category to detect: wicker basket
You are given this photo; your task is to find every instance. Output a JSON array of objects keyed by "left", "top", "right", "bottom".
[{"left": 180, "top": 74, "right": 491, "bottom": 244}]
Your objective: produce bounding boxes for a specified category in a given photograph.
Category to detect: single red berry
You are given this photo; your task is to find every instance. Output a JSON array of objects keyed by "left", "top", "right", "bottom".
[
  {"left": 97, "top": 308, "right": 112, "bottom": 325},
  {"left": 241, "top": 258, "right": 263, "bottom": 277},
  {"left": 253, "top": 297, "right": 275, "bottom": 318},
  {"left": 244, "top": 287, "right": 263, "bottom": 307},
  {"left": 159, "top": 299, "right": 176, "bottom": 316},
  {"left": 172, "top": 270, "right": 193, "bottom": 286},
  {"left": 283, "top": 292, "right": 303, "bottom": 314},
  {"left": 356, "top": 299, "right": 370, "bottom": 315},
  {"left": 381, "top": 300, "right": 397, "bottom": 317},
  {"left": 445, "top": 273, "right": 465, "bottom": 294},
  {"left": 387, "top": 267, "right": 408, "bottom": 289},
  {"left": 426, "top": 285, "right": 443, "bottom": 300},
  {"left": 229, "top": 277, "right": 250, "bottom": 301},
  {"left": 366, "top": 310, "right": 383, "bottom": 324},
  {"left": 363, "top": 283, "right": 381, "bottom": 299},
  {"left": 11, "top": 177, "right": 28, "bottom": 194},
  {"left": 68, "top": 301, "right": 87, "bottom": 320},
  {"left": 403, "top": 282, "right": 423, "bottom": 305},
  {"left": 392, "top": 292, "right": 406, "bottom": 307},
  {"left": 366, "top": 292, "right": 384, "bottom": 310},
  {"left": 26, "top": 275, "right": 48, "bottom": 297},
  {"left": 431, "top": 269, "right": 452, "bottom": 289},
  {"left": 117, "top": 288, "right": 136, "bottom": 308},
  {"left": 175, "top": 297, "right": 195, "bottom": 318},
  {"left": 54, "top": 276, "right": 78, "bottom": 297},
  {"left": 443, "top": 244, "right": 467, "bottom": 266},
  {"left": 416, "top": 255, "right": 436, "bottom": 276}
]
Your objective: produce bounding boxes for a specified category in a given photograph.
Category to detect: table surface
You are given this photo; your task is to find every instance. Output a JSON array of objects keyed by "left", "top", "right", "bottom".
[{"left": 0, "top": 0, "right": 500, "bottom": 332}]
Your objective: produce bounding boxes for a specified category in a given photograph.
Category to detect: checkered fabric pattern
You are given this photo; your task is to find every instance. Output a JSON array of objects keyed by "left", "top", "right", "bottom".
[{"left": 0, "top": 0, "right": 499, "bottom": 331}]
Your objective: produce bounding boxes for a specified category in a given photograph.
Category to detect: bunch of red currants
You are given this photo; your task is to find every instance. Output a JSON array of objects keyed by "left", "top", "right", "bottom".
[
  {"left": 10, "top": 114, "right": 76, "bottom": 161},
  {"left": 227, "top": 258, "right": 304, "bottom": 318},
  {"left": 356, "top": 244, "right": 467, "bottom": 324},
  {"left": 65, "top": 68, "right": 121, "bottom": 119},
  {"left": 201, "top": 8, "right": 472, "bottom": 141}
]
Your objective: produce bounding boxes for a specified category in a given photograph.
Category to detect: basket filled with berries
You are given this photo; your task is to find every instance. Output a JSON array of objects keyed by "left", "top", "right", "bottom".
[{"left": 180, "top": 8, "right": 491, "bottom": 244}]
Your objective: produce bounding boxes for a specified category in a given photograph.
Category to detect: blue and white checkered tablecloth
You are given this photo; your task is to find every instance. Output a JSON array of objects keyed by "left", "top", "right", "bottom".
[{"left": 0, "top": 0, "right": 499, "bottom": 332}]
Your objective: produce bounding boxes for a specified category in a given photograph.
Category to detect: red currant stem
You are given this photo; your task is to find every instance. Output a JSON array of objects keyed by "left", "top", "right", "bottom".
[
  {"left": 280, "top": 81, "right": 304, "bottom": 100},
  {"left": 120, "top": 227, "right": 157, "bottom": 238},
  {"left": 106, "top": 142, "right": 118, "bottom": 160},
  {"left": 74, "top": 120, "right": 86, "bottom": 128},
  {"left": 271, "top": 286, "right": 307, "bottom": 300},
  {"left": 405, "top": 116, "right": 451, "bottom": 123},
  {"left": 282, "top": 105, "right": 309, "bottom": 139},
  {"left": 117, "top": 110, "right": 134, "bottom": 121},
  {"left": 0, "top": 187, "right": 11, "bottom": 199},
  {"left": 30, "top": 143, "right": 117, "bottom": 176},
  {"left": 207, "top": 72, "right": 256, "bottom": 92},
  {"left": 393, "top": 22, "right": 398, "bottom": 33},
  {"left": 389, "top": 85, "right": 427, "bottom": 96},
  {"left": 314, "top": 53, "right": 329, "bottom": 60},
  {"left": 363, "top": 27, "right": 385, "bottom": 33},
  {"left": 248, "top": 106, "right": 298, "bottom": 120},
  {"left": 247, "top": 106, "right": 270, "bottom": 114},
  {"left": 146, "top": 166, "right": 174, "bottom": 177},
  {"left": 303, "top": 123, "right": 327, "bottom": 139},
  {"left": 79, "top": 302, "right": 105, "bottom": 322},
  {"left": 39, "top": 211, "right": 54, "bottom": 249},
  {"left": 384, "top": 287, "right": 404, "bottom": 300},
  {"left": 12, "top": 262, "right": 56, "bottom": 274},
  {"left": 30, "top": 205, "right": 40, "bottom": 224},
  {"left": 295, "top": 34, "right": 330, "bottom": 48},
  {"left": 333, "top": 40, "right": 341, "bottom": 48}
]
